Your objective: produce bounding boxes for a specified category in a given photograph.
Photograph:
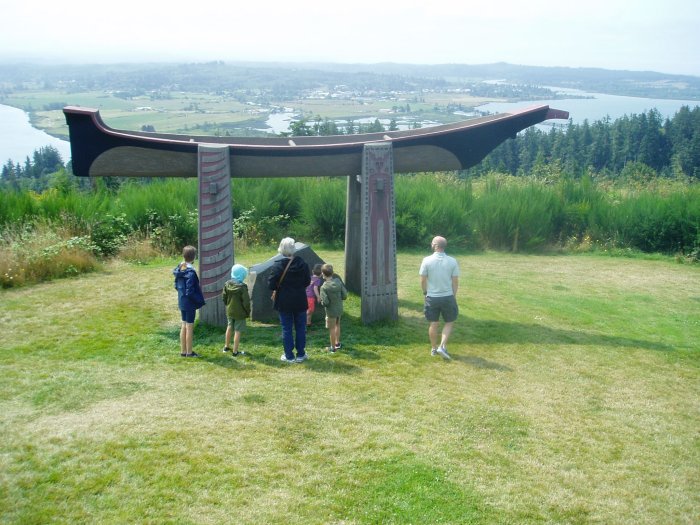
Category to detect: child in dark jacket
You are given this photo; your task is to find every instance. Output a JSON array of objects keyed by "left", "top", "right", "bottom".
[
  {"left": 173, "top": 245, "right": 206, "bottom": 357},
  {"left": 222, "top": 264, "right": 251, "bottom": 356}
]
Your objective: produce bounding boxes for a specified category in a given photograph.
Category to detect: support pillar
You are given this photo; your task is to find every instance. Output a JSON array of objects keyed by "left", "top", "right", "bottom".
[
  {"left": 197, "top": 144, "right": 233, "bottom": 327},
  {"left": 344, "top": 171, "right": 362, "bottom": 294},
  {"left": 345, "top": 142, "right": 398, "bottom": 324}
]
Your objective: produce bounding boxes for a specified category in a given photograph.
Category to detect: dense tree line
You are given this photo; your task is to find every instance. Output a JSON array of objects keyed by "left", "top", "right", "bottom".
[
  {"left": 282, "top": 106, "right": 700, "bottom": 179},
  {"left": 466, "top": 106, "right": 700, "bottom": 179},
  {"left": 1, "top": 146, "right": 70, "bottom": 191}
]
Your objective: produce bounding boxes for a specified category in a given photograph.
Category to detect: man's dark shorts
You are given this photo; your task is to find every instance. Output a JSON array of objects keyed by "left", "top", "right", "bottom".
[{"left": 424, "top": 295, "right": 458, "bottom": 323}]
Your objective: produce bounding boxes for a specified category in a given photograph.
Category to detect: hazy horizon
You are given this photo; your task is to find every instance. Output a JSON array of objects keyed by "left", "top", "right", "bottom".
[
  {"left": 1, "top": 56, "right": 698, "bottom": 80},
  {"left": 1, "top": 0, "right": 698, "bottom": 77}
]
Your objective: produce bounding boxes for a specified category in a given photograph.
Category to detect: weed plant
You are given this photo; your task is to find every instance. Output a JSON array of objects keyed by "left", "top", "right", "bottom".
[
  {"left": 297, "top": 177, "right": 348, "bottom": 243},
  {"left": 1, "top": 172, "right": 698, "bottom": 288},
  {"left": 0, "top": 221, "right": 100, "bottom": 288}
]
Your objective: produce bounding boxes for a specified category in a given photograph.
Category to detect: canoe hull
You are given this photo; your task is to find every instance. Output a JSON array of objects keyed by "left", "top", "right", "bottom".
[{"left": 63, "top": 105, "right": 568, "bottom": 178}]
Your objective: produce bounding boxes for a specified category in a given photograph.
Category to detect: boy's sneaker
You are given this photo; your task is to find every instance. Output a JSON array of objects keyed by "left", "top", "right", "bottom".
[
  {"left": 326, "top": 346, "right": 336, "bottom": 353},
  {"left": 185, "top": 352, "right": 200, "bottom": 358},
  {"left": 334, "top": 342, "right": 342, "bottom": 350},
  {"left": 436, "top": 346, "right": 451, "bottom": 360},
  {"left": 280, "top": 355, "right": 295, "bottom": 363},
  {"left": 431, "top": 347, "right": 438, "bottom": 356},
  {"left": 295, "top": 354, "right": 308, "bottom": 363},
  {"left": 222, "top": 346, "right": 231, "bottom": 353},
  {"left": 232, "top": 350, "right": 245, "bottom": 357}
]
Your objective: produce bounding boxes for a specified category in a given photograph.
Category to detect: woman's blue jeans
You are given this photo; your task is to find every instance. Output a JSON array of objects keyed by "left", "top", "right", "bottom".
[{"left": 279, "top": 310, "right": 307, "bottom": 360}]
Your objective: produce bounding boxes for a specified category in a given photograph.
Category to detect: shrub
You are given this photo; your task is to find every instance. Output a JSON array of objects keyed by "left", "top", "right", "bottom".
[
  {"left": 298, "top": 178, "right": 346, "bottom": 243},
  {"left": 90, "top": 213, "right": 132, "bottom": 256},
  {"left": 115, "top": 179, "right": 197, "bottom": 231},
  {"left": 148, "top": 210, "right": 199, "bottom": 254},
  {"left": 233, "top": 207, "right": 291, "bottom": 247},
  {"left": 0, "top": 222, "right": 100, "bottom": 288},
  {"left": 0, "top": 190, "right": 38, "bottom": 225},
  {"left": 471, "top": 174, "right": 560, "bottom": 252},
  {"left": 614, "top": 188, "right": 700, "bottom": 254},
  {"left": 233, "top": 178, "right": 304, "bottom": 220},
  {"left": 395, "top": 174, "right": 474, "bottom": 249},
  {"left": 118, "top": 235, "right": 164, "bottom": 264}
]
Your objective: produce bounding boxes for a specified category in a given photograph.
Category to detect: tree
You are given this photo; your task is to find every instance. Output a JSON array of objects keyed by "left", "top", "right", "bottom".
[
  {"left": 365, "top": 119, "right": 384, "bottom": 133},
  {"left": 288, "top": 119, "right": 313, "bottom": 136},
  {"left": 589, "top": 118, "right": 612, "bottom": 171},
  {"left": 1, "top": 160, "right": 20, "bottom": 190}
]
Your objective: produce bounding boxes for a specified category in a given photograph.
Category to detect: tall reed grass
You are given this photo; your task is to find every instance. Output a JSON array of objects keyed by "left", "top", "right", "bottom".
[
  {"left": 1, "top": 173, "right": 698, "bottom": 273},
  {"left": 395, "top": 173, "right": 474, "bottom": 248},
  {"left": 0, "top": 221, "right": 100, "bottom": 288}
]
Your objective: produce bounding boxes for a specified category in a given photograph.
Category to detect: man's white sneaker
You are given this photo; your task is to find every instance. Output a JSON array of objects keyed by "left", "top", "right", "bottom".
[
  {"left": 436, "top": 346, "right": 451, "bottom": 360},
  {"left": 431, "top": 348, "right": 438, "bottom": 356},
  {"left": 280, "top": 355, "right": 295, "bottom": 363}
]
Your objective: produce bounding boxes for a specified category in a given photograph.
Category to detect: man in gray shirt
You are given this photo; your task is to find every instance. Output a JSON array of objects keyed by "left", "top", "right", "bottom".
[{"left": 419, "top": 236, "right": 460, "bottom": 359}]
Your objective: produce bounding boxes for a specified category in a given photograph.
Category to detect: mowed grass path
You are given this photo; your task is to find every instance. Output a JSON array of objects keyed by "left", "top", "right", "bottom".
[{"left": 1, "top": 251, "right": 698, "bottom": 524}]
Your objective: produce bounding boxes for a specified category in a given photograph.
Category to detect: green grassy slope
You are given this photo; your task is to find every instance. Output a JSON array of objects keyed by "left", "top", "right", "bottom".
[{"left": 1, "top": 251, "right": 698, "bottom": 524}]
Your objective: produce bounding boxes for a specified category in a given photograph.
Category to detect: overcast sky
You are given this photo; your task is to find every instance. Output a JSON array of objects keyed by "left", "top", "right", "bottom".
[{"left": 1, "top": 0, "right": 698, "bottom": 76}]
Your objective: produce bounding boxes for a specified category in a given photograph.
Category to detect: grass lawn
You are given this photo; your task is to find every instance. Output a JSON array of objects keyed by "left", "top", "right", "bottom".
[{"left": 1, "top": 251, "right": 698, "bottom": 524}]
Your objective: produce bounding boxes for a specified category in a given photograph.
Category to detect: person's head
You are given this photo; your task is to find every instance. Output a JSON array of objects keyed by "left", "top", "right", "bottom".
[
  {"left": 230, "top": 263, "right": 248, "bottom": 284},
  {"left": 321, "top": 263, "right": 334, "bottom": 279},
  {"left": 182, "top": 245, "right": 197, "bottom": 263},
  {"left": 278, "top": 237, "right": 296, "bottom": 257},
  {"left": 431, "top": 236, "right": 447, "bottom": 252},
  {"left": 312, "top": 263, "right": 323, "bottom": 276}
]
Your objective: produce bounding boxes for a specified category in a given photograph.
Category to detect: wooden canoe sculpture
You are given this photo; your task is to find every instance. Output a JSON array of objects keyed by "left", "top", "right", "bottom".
[
  {"left": 63, "top": 104, "right": 568, "bottom": 325},
  {"left": 63, "top": 105, "right": 568, "bottom": 178}
]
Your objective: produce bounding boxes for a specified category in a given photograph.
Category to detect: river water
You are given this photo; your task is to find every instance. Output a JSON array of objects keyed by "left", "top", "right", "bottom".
[
  {"left": 0, "top": 104, "right": 72, "bottom": 166},
  {"left": 477, "top": 88, "right": 699, "bottom": 125}
]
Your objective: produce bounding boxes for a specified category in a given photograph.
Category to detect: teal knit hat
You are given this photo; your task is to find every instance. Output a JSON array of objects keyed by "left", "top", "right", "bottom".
[{"left": 231, "top": 264, "right": 248, "bottom": 283}]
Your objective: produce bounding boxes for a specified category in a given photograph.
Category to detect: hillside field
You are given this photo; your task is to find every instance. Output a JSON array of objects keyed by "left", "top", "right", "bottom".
[{"left": 1, "top": 251, "right": 698, "bottom": 524}]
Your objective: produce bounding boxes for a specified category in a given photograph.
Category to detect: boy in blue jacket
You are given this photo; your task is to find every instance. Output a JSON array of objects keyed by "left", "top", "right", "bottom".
[{"left": 173, "top": 245, "right": 206, "bottom": 357}]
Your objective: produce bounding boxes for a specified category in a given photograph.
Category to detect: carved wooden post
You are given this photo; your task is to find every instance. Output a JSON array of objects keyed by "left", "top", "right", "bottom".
[
  {"left": 344, "top": 172, "right": 362, "bottom": 295},
  {"left": 345, "top": 142, "right": 399, "bottom": 324},
  {"left": 197, "top": 144, "right": 233, "bottom": 327}
]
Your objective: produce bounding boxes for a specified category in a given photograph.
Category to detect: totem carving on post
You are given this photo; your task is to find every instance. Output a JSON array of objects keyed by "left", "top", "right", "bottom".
[
  {"left": 359, "top": 143, "right": 398, "bottom": 323},
  {"left": 197, "top": 144, "right": 233, "bottom": 326}
]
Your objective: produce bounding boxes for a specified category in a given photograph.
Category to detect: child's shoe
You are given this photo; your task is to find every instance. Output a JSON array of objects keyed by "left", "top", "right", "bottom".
[
  {"left": 232, "top": 350, "right": 245, "bottom": 357},
  {"left": 222, "top": 346, "right": 231, "bottom": 353}
]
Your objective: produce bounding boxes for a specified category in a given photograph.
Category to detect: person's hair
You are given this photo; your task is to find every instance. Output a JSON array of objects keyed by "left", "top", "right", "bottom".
[
  {"left": 278, "top": 237, "right": 296, "bottom": 257},
  {"left": 431, "top": 236, "right": 447, "bottom": 250},
  {"left": 312, "top": 263, "right": 323, "bottom": 276},
  {"left": 321, "top": 263, "right": 334, "bottom": 277},
  {"left": 182, "top": 245, "right": 197, "bottom": 262}
]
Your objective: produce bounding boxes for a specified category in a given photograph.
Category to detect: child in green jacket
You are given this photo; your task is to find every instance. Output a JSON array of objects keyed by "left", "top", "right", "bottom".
[
  {"left": 222, "top": 264, "right": 251, "bottom": 356},
  {"left": 319, "top": 263, "right": 347, "bottom": 352}
]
